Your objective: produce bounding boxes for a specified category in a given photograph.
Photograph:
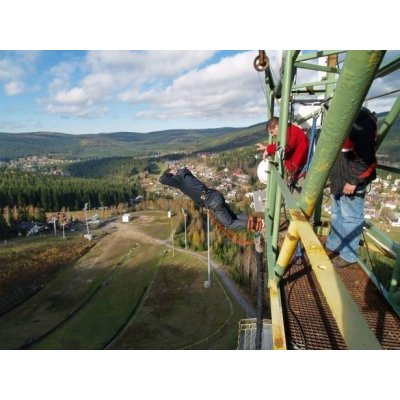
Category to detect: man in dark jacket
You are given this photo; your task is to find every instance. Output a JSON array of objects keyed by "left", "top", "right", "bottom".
[
  {"left": 159, "top": 166, "right": 263, "bottom": 231},
  {"left": 326, "top": 107, "right": 377, "bottom": 267}
]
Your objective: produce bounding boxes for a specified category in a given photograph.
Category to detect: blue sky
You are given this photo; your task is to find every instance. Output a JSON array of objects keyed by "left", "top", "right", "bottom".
[
  {"left": 0, "top": 50, "right": 399, "bottom": 135},
  {"left": 0, "top": 50, "right": 268, "bottom": 134}
]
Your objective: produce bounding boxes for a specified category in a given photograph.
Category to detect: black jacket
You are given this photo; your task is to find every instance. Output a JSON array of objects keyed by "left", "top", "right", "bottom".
[
  {"left": 159, "top": 167, "right": 215, "bottom": 205},
  {"left": 330, "top": 107, "right": 377, "bottom": 195}
]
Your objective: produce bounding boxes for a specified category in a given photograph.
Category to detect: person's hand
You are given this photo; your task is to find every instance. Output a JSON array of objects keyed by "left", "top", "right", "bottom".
[
  {"left": 168, "top": 165, "right": 178, "bottom": 175},
  {"left": 343, "top": 183, "right": 357, "bottom": 195},
  {"left": 256, "top": 143, "right": 267, "bottom": 151},
  {"left": 266, "top": 144, "right": 277, "bottom": 155}
]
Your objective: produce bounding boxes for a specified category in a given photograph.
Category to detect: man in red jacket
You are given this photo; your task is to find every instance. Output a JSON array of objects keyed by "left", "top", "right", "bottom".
[{"left": 256, "top": 117, "right": 309, "bottom": 184}]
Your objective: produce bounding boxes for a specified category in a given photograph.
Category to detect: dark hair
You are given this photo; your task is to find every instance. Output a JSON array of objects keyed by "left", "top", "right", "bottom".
[
  {"left": 353, "top": 107, "right": 377, "bottom": 132},
  {"left": 267, "top": 116, "right": 279, "bottom": 130}
]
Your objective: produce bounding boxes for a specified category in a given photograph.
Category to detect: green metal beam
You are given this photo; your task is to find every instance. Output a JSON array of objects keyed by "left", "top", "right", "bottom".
[
  {"left": 270, "top": 165, "right": 299, "bottom": 209},
  {"left": 375, "top": 56, "right": 400, "bottom": 79},
  {"left": 268, "top": 51, "right": 296, "bottom": 350},
  {"left": 293, "top": 90, "right": 327, "bottom": 94},
  {"left": 390, "top": 258, "right": 400, "bottom": 297},
  {"left": 269, "top": 165, "right": 299, "bottom": 279},
  {"left": 296, "top": 50, "right": 346, "bottom": 62},
  {"left": 364, "top": 220, "right": 400, "bottom": 257},
  {"left": 269, "top": 280, "right": 287, "bottom": 349},
  {"left": 357, "top": 255, "right": 400, "bottom": 315},
  {"left": 292, "top": 51, "right": 301, "bottom": 62},
  {"left": 275, "top": 50, "right": 385, "bottom": 276},
  {"left": 296, "top": 107, "right": 324, "bottom": 125},
  {"left": 294, "top": 61, "right": 340, "bottom": 74},
  {"left": 314, "top": 54, "right": 339, "bottom": 226},
  {"left": 292, "top": 78, "right": 338, "bottom": 90},
  {"left": 361, "top": 219, "right": 400, "bottom": 315},
  {"left": 265, "top": 208, "right": 276, "bottom": 282},
  {"left": 265, "top": 65, "right": 275, "bottom": 91},
  {"left": 266, "top": 165, "right": 384, "bottom": 348},
  {"left": 271, "top": 51, "right": 295, "bottom": 253},
  {"left": 273, "top": 50, "right": 300, "bottom": 99},
  {"left": 376, "top": 95, "right": 400, "bottom": 149},
  {"left": 376, "top": 163, "right": 400, "bottom": 175},
  {"left": 299, "top": 50, "right": 385, "bottom": 217},
  {"left": 263, "top": 64, "right": 276, "bottom": 120},
  {"left": 287, "top": 208, "right": 382, "bottom": 349}
]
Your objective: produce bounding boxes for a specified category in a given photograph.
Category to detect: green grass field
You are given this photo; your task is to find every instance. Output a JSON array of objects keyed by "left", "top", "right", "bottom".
[
  {"left": 30, "top": 243, "right": 166, "bottom": 349},
  {"left": 108, "top": 251, "right": 244, "bottom": 350},
  {"left": 0, "top": 211, "right": 246, "bottom": 350}
]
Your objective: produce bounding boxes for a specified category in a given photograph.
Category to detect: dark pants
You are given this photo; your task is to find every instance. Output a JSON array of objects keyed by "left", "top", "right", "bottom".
[{"left": 204, "top": 190, "right": 248, "bottom": 231}]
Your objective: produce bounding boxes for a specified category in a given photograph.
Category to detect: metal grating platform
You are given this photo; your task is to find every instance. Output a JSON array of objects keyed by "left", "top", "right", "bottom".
[
  {"left": 280, "top": 257, "right": 400, "bottom": 350},
  {"left": 336, "top": 264, "right": 400, "bottom": 349}
]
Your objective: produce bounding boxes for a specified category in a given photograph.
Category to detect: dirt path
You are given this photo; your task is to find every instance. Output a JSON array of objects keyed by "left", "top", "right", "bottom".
[
  {"left": 111, "top": 214, "right": 256, "bottom": 317},
  {"left": 0, "top": 213, "right": 255, "bottom": 348}
]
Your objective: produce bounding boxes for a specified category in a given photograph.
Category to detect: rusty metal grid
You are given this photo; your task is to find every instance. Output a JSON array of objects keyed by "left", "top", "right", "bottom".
[
  {"left": 336, "top": 265, "right": 400, "bottom": 349},
  {"left": 280, "top": 259, "right": 348, "bottom": 350},
  {"left": 280, "top": 255, "right": 400, "bottom": 349}
]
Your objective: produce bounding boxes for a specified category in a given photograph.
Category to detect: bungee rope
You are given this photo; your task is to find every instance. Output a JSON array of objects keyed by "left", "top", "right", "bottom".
[{"left": 207, "top": 210, "right": 259, "bottom": 247}]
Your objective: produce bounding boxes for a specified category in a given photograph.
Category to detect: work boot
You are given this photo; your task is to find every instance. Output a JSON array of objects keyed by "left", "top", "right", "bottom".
[{"left": 247, "top": 215, "right": 256, "bottom": 231}]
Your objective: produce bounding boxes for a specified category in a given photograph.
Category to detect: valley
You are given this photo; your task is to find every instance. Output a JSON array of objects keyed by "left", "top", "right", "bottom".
[{"left": 0, "top": 211, "right": 247, "bottom": 350}]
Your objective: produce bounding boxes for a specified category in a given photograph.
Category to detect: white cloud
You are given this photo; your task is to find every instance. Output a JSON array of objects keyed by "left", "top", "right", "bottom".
[
  {"left": 42, "top": 50, "right": 304, "bottom": 120},
  {"left": 43, "top": 50, "right": 216, "bottom": 118},
  {"left": 0, "top": 58, "right": 25, "bottom": 95},
  {"left": 128, "top": 51, "right": 325, "bottom": 122},
  {"left": 129, "top": 51, "right": 268, "bottom": 120},
  {"left": 41, "top": 50, "right": 400, "bottom": 122},
  {"left": 49, "top": 61, "right": 79, "bottom": 88},
  {"left": 4, "top": 81, "right": 24, "bottom": 95},
  {"left": 0, "top": 59, "right": 24, "bottom": 81},
  {"left": 54, "top": 87, "right": 90, "bottom": 105},
  {"left": 0, "top": 52, "right": 40, "bottom": 96},
  {"left": 85, "top": 50, "right": 215, "bottom": 79}
]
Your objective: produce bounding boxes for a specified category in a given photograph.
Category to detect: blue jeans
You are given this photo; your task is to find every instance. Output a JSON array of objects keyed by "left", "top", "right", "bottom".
[{"left": 326, "top": 193, "right": 365, "bottom": 263}]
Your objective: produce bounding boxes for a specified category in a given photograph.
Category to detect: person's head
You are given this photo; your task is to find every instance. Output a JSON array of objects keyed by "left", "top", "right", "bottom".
[
  {"left": 267, "top": 117, "right": 279, "bottom": 137},
  {"left": 353, "top": 107, "right": 377, "bottom": 133}
]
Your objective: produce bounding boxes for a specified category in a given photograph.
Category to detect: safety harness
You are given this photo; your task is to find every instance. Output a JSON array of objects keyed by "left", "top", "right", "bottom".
[{"left": 207, "top": 210, "right": 263, "bottom": 247}]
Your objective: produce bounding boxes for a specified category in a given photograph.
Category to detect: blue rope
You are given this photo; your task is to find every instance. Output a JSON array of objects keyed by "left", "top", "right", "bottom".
[
  {"left": 293, "top": 116, "right": 319, "bottom": 260},
  {"left": 300, "top": 115, "right": 318, "bottom": 177}
]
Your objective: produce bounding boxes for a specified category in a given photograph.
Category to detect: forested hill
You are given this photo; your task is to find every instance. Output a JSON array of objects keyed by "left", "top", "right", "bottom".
[
  {"left": 0, "top": 132, "right": 83, "bottom": 160},
  {"left": 1, "top": 112, "right": 398, "bottom": 162},
  {"left": 0, "top": 125, "right": 248, "bottom": 161}
]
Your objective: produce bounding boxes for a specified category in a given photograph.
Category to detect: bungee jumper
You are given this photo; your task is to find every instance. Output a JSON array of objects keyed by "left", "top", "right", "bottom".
[{"left": 159, "top": 166, "right": 264, "bottom": 232}]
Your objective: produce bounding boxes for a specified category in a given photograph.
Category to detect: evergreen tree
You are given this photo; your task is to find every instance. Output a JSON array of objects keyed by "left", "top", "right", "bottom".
[{"left": 0, "top": 211, "right": 10, "bottom": 239}]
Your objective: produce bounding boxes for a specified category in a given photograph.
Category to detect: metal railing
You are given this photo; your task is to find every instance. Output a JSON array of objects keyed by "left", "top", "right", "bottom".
[{"left": 260, "top": 50, "right": 400, "bottom": 349}]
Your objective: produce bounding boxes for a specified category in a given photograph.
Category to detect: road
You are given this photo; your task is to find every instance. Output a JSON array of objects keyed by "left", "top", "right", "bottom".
[{"left": 103, "top": 215, "right": 256, "bottom": 318}]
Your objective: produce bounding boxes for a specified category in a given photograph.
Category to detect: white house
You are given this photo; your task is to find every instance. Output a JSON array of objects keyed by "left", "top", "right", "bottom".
[
  {"left": 122, "top": 213, "right": 132, "bottom": 223},
  {"left": 385, "top": 201, "right": 397, "bottom": 210}
]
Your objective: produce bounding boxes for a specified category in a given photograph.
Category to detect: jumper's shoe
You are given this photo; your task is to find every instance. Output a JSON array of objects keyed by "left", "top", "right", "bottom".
[
  {"left": 332, "top": 256, "right": 357, "bottom": 269},
  {"left": 255, "top": 218, "right": 265, "bottom": 232},
  {"left": 247, "top": 216, "right": 265, "bottom": 232}
]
